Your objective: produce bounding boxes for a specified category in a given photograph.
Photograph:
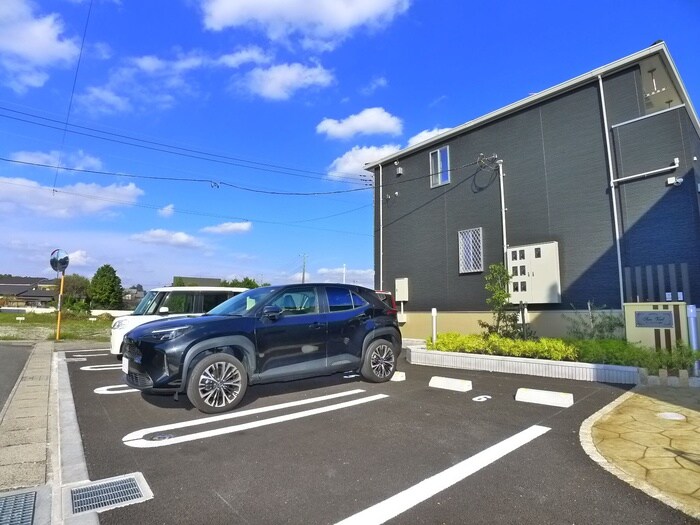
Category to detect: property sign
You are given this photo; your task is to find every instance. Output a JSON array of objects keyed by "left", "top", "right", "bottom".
[{"left": 634, "top": 311, "right": 674, "bottom": 328}]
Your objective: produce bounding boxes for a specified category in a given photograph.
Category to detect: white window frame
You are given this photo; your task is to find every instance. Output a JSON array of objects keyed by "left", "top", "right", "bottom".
[
  {"left": 429, "top": 145, "right": 450, "bottom": 188},
  {"left": 458, "top": 227, "right": 484, "bottom": 273}
]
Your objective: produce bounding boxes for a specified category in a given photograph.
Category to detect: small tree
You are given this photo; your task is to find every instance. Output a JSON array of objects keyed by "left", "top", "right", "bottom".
[
  {"left": 478, "top": 263, "right": 521, "bottom": 338},
  {"left": 89, "top": 265, "right": 124, "bottom": 308}
]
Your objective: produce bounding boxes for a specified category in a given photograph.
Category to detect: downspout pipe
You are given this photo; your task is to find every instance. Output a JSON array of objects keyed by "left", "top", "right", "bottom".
[
  {"left": 497, "top": 159, "right": 508, "bottom": 265},
  {"left": 598, "top": 75, "right": 625, "bottom": 309},
  {"left": 378, "top": 163, "right": 383, "bottom": 291}
]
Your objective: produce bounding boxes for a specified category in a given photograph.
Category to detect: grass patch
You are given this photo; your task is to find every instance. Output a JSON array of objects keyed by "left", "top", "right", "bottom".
[{"left": 0, "top": 312, "right": 111, "bottom": 341}]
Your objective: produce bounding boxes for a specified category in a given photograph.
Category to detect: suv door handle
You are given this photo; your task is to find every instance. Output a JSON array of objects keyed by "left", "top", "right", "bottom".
[{"left": 309, "top": 322, "right": 325, "bottom": 330}]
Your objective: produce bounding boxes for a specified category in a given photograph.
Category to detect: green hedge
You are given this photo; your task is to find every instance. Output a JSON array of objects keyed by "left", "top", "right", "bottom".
[{"left": 427, "top": 333, "right": 700, "bottom": 372}]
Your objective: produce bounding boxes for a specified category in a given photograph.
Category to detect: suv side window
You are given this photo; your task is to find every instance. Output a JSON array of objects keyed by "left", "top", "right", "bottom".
[
  {"left": 160, "top": 291, "right": 196, "bottom": 314},
  {"left": 203, "top": 292, "right": 230, "bottom": 312},
  {"left": 270, "top": 287, "right": 318, "bottom": 315},
  {"left": 351, "top": 292, "right": 368, "bottom": 308},
  {"left": 327, "top": 287, "right": 354, "bottom": 312}
]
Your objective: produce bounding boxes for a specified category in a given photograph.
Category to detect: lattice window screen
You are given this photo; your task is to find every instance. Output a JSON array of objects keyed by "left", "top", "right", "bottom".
[{"left": 458, "top": 228, "right": 483, "bottom": 273}]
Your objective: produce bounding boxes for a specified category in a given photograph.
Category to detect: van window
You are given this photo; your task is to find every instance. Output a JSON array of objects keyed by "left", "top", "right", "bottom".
[
  {"left": 161, "top": 291, "right": 196, "bottom": 314},
  {"left": 203, "top": 292, "right": 231, "bottom": 312}
]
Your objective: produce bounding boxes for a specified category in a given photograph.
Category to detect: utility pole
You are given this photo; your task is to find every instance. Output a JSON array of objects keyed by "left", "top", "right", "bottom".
[{"left": 300, "top": 254, "right": 307, "bottom": 283}]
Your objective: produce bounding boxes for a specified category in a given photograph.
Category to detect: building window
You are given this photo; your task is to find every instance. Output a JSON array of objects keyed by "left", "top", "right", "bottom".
[
  {"left": 458, "top": 227, "right": 483, "bottom": 273},
  {"left": 430, "top": 146, "right": 450, "bottom": 187}
]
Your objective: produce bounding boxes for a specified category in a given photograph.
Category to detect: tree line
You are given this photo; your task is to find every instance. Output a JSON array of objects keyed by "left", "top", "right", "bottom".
[{"left": 60, "top": 265, "right": 267, "bottom": 311}]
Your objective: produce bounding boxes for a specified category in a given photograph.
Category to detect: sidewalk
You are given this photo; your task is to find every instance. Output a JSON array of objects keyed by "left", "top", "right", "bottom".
[
  {"left": 0, "top": 340, "right": 102, "bottom": 524},
  {"left": 581, "top": 385, "right": 700, "bottom": 520}
]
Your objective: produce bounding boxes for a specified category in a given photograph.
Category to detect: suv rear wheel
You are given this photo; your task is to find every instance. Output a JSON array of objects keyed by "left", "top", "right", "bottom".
[
  {"left": 360, "top": 339, "right": 396, "bottom": 382},
  {"left": 187, "top": 353, "right": 248, "bottom": 413}
]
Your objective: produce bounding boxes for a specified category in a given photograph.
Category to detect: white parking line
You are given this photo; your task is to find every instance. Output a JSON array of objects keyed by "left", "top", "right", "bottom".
[
  {"left": 94, "top": 384, "right": 139, "bottom": 395},
  {"left": 73, "top": 353, "right": 109, "bottom": 357},
  {"left": 335, "top": 425, "right": 551, "bottom": 525},
  {"left": 64, "top": 348, "right": 110, "bottom": 353},
  {"left": 123, "top": 392, "right": 388, "bottom": 448},
  {"left": 79, "top": 364, "right": 122, "bottom": 371}
]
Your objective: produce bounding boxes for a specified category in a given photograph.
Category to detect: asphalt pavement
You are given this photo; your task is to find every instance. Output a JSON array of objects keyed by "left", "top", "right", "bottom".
[{"left": 0, "top": 340, "right": 698, "bottom": 524}]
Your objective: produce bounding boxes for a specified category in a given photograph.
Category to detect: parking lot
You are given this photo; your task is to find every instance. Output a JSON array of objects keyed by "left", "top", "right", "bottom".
[{"left": 62, "top": 348, "right": 693, "bottom": 524}]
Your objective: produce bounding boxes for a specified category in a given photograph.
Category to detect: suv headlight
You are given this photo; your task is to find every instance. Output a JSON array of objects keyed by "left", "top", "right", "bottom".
[{"left": 144, "top": 325, "right": 193, "bottom": 342}]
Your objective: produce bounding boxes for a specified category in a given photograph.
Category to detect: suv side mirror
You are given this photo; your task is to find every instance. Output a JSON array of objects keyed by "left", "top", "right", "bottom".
[
  {"left": 159, "top": 306, "right": 170, "bottom": 314},
  {"left": 262, "top": 305, "right": 282, "bottom": 320}
]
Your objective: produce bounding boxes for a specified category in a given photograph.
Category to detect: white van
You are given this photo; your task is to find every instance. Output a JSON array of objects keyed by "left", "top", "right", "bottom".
[{"left": 110, "top": 286, "right": 247, "bottom": 356}]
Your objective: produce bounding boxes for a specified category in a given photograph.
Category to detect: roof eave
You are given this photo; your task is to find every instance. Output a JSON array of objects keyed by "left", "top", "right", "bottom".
[{"left": 365, "top": 42, "right": 692, "bottom": 171}]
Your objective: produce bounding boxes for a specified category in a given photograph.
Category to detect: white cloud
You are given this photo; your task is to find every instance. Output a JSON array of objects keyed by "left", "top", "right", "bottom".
[
  {"left": 158, "top": 204, "right": 175, "bottom": 217},
  {"left": 67, "top": 249, "right": 90, "bottom": 266},
  {"left": 360, "top": 76, "right": 387, "bottom": 96},
  {"left": 0, "top": 177, "right": 143, "bottom": 218},
  {"left": 317, "top": 107, "right": 402, "bottom": 139},
  {"left": 328, "top": 144, "right": 400, "bottom": 181},
  {"left": 407, "top": 127, "right": 452, "bottom": 146},
  {"left": 78, "top": 46, "right": 273, "bottom": 115},
  {"left": 218, "top": 46, "right": 272, "bottom": 68},
  {"left": 131, "top": 229, "right": 203, "bottom": 248},
  {"left": 78, "top": 86, "right": 132, "bottom": 115},
  {"left": 201, "top": 221, "right": 252, "bottom": 234},
  {"left": 0, "top": 0, "right": 79, "bottom": 92},
  {"left": 11, "top": 149, "right": 103, "bottom": 171},
  {"left": 242, "top": 62, "right": 334, "bottom": 100},
  {"left": 317, "top": 267, "right": 374, "bottom": 287},
  {"left": 201, "top": 0, "right": 410, "bottom": 50}
]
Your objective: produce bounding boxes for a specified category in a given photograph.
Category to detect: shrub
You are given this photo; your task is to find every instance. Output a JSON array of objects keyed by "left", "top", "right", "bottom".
[
  {"left": 564, "top": 301, "right": 624, "bottom": 339},
  {"left": 428, "top": 333, "right": 577, "bottom": 361}
]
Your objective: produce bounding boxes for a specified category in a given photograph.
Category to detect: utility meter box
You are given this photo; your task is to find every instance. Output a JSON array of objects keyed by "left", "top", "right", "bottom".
[
  {"left": 395, "top": 278, "right": 409, "bottom": 302},
  {"left": 507, "top": 241, "right": 561, "bottom": 304}
]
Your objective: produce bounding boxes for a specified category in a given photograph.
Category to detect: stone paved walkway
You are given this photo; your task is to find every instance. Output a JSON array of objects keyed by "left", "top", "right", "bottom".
[{"left": 590, "top": 386, "right": 700, "bottom": 519}]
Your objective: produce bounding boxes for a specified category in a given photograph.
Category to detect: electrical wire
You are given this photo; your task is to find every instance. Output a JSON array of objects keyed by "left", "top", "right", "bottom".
[
  {"left": 0, "top": 157, "right": 371, "bottom": 196},
  {"left": 53, "top": 0, "right": 93, "bottom": 192},
  {"left": 0, "top": 106, "right": 371, "bottom": 186},
  {"left": 0, "top": 178, "right": 372, "bottom": 237}
]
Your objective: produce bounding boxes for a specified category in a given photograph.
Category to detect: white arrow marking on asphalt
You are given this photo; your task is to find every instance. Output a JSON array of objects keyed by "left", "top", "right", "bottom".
[
  {"left": 123, "top": 392, "right": 387, "bottom": 448},
  {"left": 335, "top": 425, "right": 551, "bottom": 525},
  {"left": 94, "top": 384, "right": 139, "bottom": 395}
]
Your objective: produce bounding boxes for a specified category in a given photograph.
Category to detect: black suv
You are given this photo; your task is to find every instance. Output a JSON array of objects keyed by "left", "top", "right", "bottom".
[{"left": 122, "top": 283, "right": 402, "bottom": 413}]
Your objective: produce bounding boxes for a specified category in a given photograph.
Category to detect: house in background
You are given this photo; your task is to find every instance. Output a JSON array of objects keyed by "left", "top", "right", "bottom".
[
  {"left": 366, "top": 41, "right": 700, "bottom": 339},
  {"left": 0, "top": 276, "right": 57, "bottom": 308}
]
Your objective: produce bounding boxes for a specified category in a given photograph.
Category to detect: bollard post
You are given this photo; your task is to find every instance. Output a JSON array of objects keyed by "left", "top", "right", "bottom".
[{"left": 431, "top": 308, "right": 437, "bottom": 344}]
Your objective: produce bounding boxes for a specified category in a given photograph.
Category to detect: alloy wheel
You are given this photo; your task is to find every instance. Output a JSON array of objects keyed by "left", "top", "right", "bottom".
[
  {"left": 198, "top": 361, "right": 242, "bottom": 408},
  {"left": 370, "top": 344, "right": 395, "bottom": 379}
]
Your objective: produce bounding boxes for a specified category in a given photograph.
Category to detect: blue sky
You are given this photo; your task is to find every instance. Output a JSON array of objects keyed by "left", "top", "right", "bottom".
[{"left": 1, "top": 0, "right": 698, "bottom": 291}]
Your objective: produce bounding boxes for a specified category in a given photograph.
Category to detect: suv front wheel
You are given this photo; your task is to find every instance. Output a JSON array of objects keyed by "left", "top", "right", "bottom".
[
  {"left": 187, "top": 353, "right": 248, "bottom": 413},
  {"left": 360, "top": 339, "right": 396, "bottom": 382}
]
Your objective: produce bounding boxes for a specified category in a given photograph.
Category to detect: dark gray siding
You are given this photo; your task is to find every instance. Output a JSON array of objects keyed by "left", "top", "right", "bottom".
[
  {"left": 375, "top": 59, "right": 700, "bottom": 314},
  {"left": 612, "top": 107, "right": 700, "bottom": 303},
  {"left": 602, "top": 67, "right": 644, "bottom": 125}
]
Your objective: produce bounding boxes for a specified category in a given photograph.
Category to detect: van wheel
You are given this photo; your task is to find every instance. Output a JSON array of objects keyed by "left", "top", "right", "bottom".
[
  {"left": 187, "top": 353, "right": 247, "bottom": 413},
  {"left": 360, "top": 339, "right": 396, "bottom": 383}
]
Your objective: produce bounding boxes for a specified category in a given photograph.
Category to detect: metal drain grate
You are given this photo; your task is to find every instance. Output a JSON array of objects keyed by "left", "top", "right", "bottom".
[
  {"left": 0, "top": 491, "right": 36, "bottom": 525},
  {"left": 71, "top": 477, "right": 143, "bottom": 514}
]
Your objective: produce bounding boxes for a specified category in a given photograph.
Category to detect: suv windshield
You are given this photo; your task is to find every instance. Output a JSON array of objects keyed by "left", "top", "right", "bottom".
[
  {"left": 132, "top": 291, "right": 160, "bottom": 315},
  {"left": 207, "top": 287, "right": 279, "bottom": 316}
]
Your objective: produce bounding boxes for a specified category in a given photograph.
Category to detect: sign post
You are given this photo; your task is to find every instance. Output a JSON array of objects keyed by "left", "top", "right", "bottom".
[{"left": 50, "top": 249, "right": 70, "bottom": 341}]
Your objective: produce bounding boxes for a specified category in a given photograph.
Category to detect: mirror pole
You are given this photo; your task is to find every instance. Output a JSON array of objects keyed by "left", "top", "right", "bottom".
[{"left": 56, "top": 270, "right": 65, "bottom": 341}]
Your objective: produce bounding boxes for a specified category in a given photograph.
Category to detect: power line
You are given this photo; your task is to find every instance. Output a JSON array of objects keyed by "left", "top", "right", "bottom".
[
  {"left": 53, "top": 0, "right": 93, "bottom": 192},
  {"left": 0, "top": 106, "right": 372, "bottom": 186},
  {"left": 0, "top": 178, "right": 372, "bottom": 237},
  {"left": 0, "top": 157, "right": 371, "bottom": 196}
]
